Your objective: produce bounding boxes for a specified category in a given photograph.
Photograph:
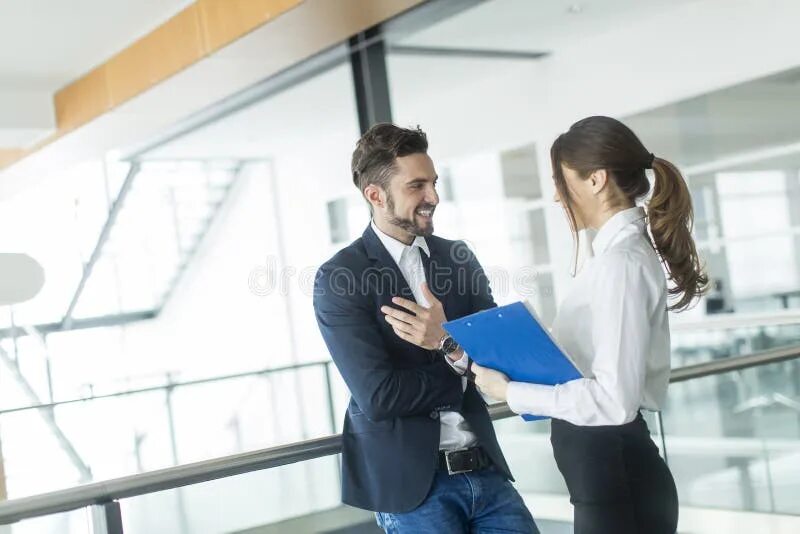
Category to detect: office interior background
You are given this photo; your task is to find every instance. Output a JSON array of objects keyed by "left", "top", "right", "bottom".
[{"left": 0, "top": 0, "right": 799, "bottom": 532}]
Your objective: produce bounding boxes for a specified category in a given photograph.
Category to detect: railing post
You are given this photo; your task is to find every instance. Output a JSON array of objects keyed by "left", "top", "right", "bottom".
[
  {"left": 8, "top": 308, "right": 18, "bottom": 368},
  {"left": 762, "top": 438, "right": 776, "bottom": 513},
  {"left": 655, "top": 411, "right": 669, "bottom": 465},
  {"left": 0, "top": 433, "right": 7, "bottom": 502},
  {"left": 91, "top": 501, "right": 123, "bottom": 534},
  {"left": 164, "top": 375, "right": 189, "bottom": 534}
]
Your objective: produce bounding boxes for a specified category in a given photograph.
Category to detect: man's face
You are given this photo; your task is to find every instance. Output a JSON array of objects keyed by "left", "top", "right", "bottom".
[{"left": 375, "top": 153, "right": 439, "bottom": 237}]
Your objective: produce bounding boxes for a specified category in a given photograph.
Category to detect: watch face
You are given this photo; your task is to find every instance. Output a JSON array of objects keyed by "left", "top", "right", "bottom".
[{"left": 442, "top": 336, "right": 459, "bottom": 354}]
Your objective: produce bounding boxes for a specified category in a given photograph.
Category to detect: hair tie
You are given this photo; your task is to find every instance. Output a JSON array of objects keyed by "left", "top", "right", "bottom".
[{"left": 645, "top": 153, "right": 656, "bottom": 169}]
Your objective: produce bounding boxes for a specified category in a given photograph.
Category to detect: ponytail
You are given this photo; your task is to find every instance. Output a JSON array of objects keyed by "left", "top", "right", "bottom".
[
  {"left": 647, "top": 157, "right": 709, "bottom": 311},
  {"left": 551, "top": 116, "right": 710, "bottom": 311}
]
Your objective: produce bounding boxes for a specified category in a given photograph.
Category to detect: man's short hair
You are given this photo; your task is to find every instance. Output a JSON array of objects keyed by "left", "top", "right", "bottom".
[{"left": 351, "top": 123, "right": 428, "bottom": 193}]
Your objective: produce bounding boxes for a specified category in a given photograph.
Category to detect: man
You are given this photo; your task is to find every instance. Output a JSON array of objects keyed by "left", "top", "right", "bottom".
[{"left": 313, "top": 123, "right": 538, "bottom": 533}]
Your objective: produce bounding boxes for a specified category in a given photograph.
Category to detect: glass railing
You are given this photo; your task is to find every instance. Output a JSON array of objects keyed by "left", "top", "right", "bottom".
[
  {"left": 493, "top": 345, "right": 800, "bottom": 529},
  {"left": 119, "top": 455, "right": 343, "bottom": 534},
  {"left": 2, "top": 307, "right": 798, "bottom": 504},
  {"left": 0, "top": 360, "right": 343, "bottom": 499},
  {"left": 671, "top": 311, "right": 800, "bottom": 366},
  {"left": 662, "top": 354, "right": 800, "bottom": 515},
  {"left": 0, "top": 345, "right": 798, "bottom": 533}
]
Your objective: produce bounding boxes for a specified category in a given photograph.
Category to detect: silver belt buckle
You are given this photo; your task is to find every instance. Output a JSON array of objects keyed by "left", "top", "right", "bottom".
[{"left": 444, "top": 448, "right": 472, "bottom": 475}]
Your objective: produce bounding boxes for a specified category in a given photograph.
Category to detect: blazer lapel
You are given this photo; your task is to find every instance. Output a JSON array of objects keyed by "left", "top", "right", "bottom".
[{"left": 362, "top": 225, "right": 415, "bottom": 302}]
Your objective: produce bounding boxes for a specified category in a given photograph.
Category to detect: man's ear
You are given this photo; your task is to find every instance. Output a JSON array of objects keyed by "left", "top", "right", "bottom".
[
  {"left": 364, "top": 184, "right": 384, "bottom": 210},
  {"left": 590, "top": 169, "right": 609, "bottom": 195}
]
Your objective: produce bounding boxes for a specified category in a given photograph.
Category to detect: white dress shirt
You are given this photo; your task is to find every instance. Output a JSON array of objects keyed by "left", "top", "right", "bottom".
[
  {"left": 506, "top": 207, "right": 671, "bottom": 426},
  {"left": 371, "top": 221, "right": 478, "bottom": 450}
]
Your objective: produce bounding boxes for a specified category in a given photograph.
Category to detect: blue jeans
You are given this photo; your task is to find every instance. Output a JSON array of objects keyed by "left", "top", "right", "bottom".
[{"left": 375, "top": 468, "right": 539, "bottom": 533}]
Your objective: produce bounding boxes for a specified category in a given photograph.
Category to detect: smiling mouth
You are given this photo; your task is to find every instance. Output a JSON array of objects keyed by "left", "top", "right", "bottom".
[{"left": 416, "top": 207, "right": 435, "bottom": 218}]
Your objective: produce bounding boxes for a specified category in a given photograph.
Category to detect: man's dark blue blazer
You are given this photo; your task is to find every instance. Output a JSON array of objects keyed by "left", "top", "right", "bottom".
[{"left": 313, "top": 224, "right": 513, "bottom": 513}]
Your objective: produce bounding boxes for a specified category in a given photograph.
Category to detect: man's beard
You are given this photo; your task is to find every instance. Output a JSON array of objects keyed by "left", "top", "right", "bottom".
[{"left": 385, "top": 190, "right": 434, "bottom": 237}]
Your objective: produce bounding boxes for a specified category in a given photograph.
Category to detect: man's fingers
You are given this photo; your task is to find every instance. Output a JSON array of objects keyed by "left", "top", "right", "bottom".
[
  {"left": 384, "top": 315, "right": 416, "bottom": 336},
  {"left": 381, "top": 305, "right": 421, "bottom": 327},
  {"left": 391, "top": 296, "right": 425, "bottom": 315}
]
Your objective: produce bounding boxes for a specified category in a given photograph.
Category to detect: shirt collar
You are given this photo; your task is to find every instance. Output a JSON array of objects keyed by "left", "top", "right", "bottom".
[
  {"left": 370, "top": 220, "right": 430, "bottom": 265},
  {"left": 590, "top": 206, "right": 647, "bottom": 256}
]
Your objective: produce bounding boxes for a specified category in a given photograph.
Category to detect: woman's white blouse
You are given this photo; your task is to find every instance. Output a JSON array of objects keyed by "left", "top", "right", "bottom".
[{"left": 506, "top": 207, "right": 671, "bottom": 426}]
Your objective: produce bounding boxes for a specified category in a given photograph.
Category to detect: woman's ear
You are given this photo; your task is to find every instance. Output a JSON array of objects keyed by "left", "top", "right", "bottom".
[{"left": 589, "top": 169, "right": 608, "bottom": 195}]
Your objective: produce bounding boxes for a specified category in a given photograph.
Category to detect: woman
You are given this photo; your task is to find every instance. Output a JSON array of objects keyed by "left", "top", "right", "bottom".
[{"left": 473, "top": 116, "right": 707, "bottom": 534}]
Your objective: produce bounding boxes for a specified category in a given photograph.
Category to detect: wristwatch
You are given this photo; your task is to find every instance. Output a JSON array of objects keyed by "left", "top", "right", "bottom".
[{"left": 437, "top": 334, "right": 461, "bottom": 358}]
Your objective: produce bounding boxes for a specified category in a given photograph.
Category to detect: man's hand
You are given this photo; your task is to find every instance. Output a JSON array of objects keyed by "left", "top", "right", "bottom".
[{"left": 381, "top": 282, "right": 447, "bottom": 350}]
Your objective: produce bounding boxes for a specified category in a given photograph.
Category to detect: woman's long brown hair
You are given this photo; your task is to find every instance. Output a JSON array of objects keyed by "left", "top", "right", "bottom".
[{"left": 550, "top": 116, "right": 708, "bottom": 311}]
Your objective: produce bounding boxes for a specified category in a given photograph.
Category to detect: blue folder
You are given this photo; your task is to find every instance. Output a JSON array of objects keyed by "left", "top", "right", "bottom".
[{"left": 444, "top": 301, "right": 582, "bottom": 421}]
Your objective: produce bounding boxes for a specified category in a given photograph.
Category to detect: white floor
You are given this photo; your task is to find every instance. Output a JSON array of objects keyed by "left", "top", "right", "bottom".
[{"left": 522, "top": 493, "right": 800, "bottom": 534}]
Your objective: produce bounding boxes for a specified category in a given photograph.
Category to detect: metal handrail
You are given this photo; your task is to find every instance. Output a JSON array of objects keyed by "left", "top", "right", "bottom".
[
  {"left": 670, "top": 309, "right": 800, "bottom": 332},
  {"left": 0, "top": 344, "right": 798, "bottom": 525},
  {"left": 669, "top": 345, "right": 800, "bottom": 382},
  {"left": 0, "top": 360, "right": 333, "bottom": 416}
]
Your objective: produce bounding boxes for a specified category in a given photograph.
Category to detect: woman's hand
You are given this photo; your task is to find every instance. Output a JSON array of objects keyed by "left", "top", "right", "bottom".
[{"left": 472, "top": 362, "right": 510, "bottom": 401}]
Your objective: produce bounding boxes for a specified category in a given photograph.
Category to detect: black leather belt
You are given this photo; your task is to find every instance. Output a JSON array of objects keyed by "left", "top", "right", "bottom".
[{"left": 438, "top": 447, "right": 492, "bottom": 475}]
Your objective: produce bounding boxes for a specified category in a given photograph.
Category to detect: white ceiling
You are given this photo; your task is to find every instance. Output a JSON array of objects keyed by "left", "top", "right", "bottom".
[
  {"left": 139, "top": 0, "right": 710, "bottom": 161},
  {"left": 0, "top": 0, "right": 192, "bottom": 149},
  {"left": 131, "top": 0, "right": 800, "bottom": 173},
  {"left": 398, "top": 0, "right": 702, "bottom": 53},
  {"left": 3, "top": 0, "right": 800, "bottom": 198},
  {"left": 0, "top": 0, "right": 192, "bottom": 91}
]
